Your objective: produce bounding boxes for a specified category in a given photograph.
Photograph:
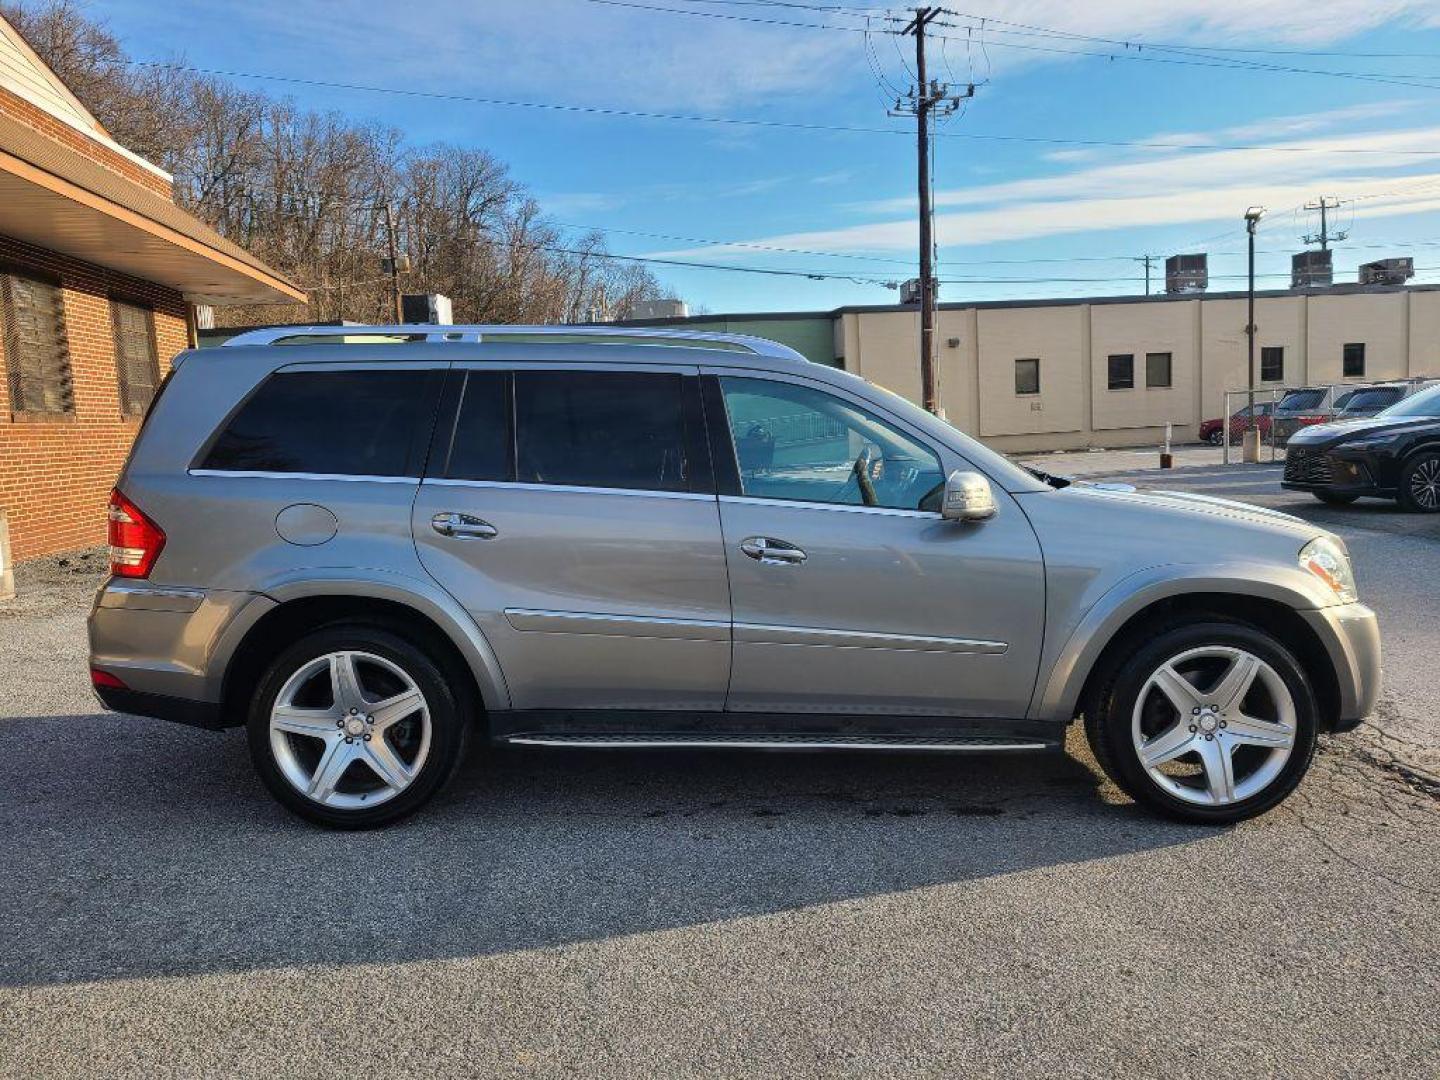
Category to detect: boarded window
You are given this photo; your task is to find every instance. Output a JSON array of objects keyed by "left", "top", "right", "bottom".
[
  {"left": 1260, "top": 346, "right": 1284, "bottom": 383},
  {"left": 1014, "top": 358, "right": 1040, "bottom": 395},
  {"left": 111, "top": 301, "right": 161, "bottom": 415},
  {"left": 1145, "top": 352, "right": 1172, "bottom": 388},
  {"left": 1107, "top": 354, "right": 1134, "bottom": 390},
  {"left": 1, "top": 272, "right": 73, "bottom": 414}
]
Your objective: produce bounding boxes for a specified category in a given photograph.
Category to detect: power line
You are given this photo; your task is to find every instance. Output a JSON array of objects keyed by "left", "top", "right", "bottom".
[{"left": 127, "top": 59, "right": 1440, "bottom": 158}]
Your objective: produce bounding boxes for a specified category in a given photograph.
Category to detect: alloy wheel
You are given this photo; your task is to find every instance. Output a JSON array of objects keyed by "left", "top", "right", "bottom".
[
  {"left": 1409, "top": 457, "right": 1440, "bottom": 510},
  {"left": 1130, "top": 645, "right": 1296, "bottom": 807},
  {"left": 268, "top": 650, "right": 432, "bottom": 809}
]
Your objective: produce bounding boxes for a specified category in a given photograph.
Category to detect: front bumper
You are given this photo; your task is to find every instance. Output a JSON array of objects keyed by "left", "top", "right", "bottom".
[
  {"left": 1300, "top": 602, "right": 1381, "bottom": 732},
  {"left": 1282, "top": 448, "right": 1393, "bottom": 498}
]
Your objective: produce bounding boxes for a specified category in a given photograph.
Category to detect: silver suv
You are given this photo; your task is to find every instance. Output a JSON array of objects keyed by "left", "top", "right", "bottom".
[{"left": 89, "top": 325, "right": 1380, "bottom": 828}]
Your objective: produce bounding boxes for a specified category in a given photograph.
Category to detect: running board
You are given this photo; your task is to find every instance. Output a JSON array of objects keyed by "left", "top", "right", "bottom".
[{"left": 501, "top": 732, "right": 1058, "bottom": 752}]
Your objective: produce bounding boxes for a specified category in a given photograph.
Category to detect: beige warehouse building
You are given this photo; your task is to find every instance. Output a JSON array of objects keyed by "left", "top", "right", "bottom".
[{"left": 622, "top": 282, "right": 1440, "bottom": 454}]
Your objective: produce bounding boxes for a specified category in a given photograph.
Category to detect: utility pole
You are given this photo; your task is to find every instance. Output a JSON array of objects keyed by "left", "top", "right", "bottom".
[
  {"left": 1243, "top": 207, "right": 1266, "bottom": 463},
  {"left": 1302, "top": 195, "right": 1348, "bottom": 251},
  {"left": 895, "top": 8, "right": 973, "bottom": 416},
  {"left": 1134, "top": 254, "right": 1156, "bottom": 296},
  {"left": 383, "top": 203, "right": 404, "bottom": 323}
]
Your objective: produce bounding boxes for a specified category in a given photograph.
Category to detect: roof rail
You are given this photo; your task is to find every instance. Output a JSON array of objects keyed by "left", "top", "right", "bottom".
[{"left": 217, "top": 323, "right": 808, "bottom": 362}]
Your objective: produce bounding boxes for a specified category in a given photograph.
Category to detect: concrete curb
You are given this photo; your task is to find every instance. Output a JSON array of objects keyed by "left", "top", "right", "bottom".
[{"left": 0, "top": 511, "right": 13, "bottom": 601}]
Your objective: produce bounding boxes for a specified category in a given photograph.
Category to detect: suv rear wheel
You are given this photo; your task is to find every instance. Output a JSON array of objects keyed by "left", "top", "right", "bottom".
[
  {"left": 247, "top": 624, "right": 468, "bottom": 828},
  {"left": 1084, "top": 621, "right": 1318, "bottom": 824}
]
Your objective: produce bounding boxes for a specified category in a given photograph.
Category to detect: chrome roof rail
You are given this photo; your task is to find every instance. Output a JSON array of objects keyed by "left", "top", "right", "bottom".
[{"left": 217, "top": 323, "right": 808, "bottom": 362}]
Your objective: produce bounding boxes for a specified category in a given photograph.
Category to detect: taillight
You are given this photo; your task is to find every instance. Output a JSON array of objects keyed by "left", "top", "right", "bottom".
[
  {"left": 108, "top": 488, "right": 165, "bottom": 578},
  {"left": 1297, "top": 415, "right": 1327, "bottom": 424},
  {"left": 91, "top": 668, "right": 128, "bottom": 690}
]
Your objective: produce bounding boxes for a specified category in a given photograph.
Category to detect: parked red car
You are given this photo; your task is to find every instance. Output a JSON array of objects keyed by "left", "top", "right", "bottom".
[{"left": 1199, "top": 402, "right": 1274, "bottom": 445}]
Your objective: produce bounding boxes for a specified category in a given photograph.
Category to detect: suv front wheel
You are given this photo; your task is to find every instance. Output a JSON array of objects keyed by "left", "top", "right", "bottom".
[
  {"left": 247, "top": 624, "right": 469, "bottom": 828},
  {"left": 1084, "top": 621, "right": 1318, "bottom": 824}
]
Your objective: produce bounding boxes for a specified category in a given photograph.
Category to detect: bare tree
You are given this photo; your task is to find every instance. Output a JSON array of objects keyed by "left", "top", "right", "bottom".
[{"left": 2, "top": 1, "right": 675, "bottom": 326}]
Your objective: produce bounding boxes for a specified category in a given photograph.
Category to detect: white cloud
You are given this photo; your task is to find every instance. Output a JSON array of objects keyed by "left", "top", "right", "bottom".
[{"left": 649, "top": 121, "right": 1440, "bottom": 256}]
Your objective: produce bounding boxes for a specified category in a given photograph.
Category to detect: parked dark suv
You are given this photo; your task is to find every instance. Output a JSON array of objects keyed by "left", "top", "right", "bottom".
[{"left": 1283, "top": 382, "right": 1440, "bottom": 510}]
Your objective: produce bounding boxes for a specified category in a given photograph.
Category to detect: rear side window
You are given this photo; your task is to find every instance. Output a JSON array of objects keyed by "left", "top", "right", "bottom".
[
  {"left": 514, "top": 370, "right": 688, "bottom": 492},
  {"left": 442, "top": 370, "right": 511, "bottom": 481},
  {"left": 200, "top": 369, "right": 432, "bottom": 476}
]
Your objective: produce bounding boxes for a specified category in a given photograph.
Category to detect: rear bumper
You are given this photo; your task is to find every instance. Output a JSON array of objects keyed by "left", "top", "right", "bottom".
[
  {"left": 92, "top": 685, "right": 226, "bottom": 730},
  {"left": 87, "top": 579, "right": 274, "bottom": 727},
  {"left": 1300, "top": 602, "right": 1381, "bottom": 732}
]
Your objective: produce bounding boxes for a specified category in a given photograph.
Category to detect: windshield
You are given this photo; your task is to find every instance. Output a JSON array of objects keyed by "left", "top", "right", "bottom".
[
  {"left": 1277, "top": 388, "right": 1325, "bottom": 411},
  {"left": 1340, "top": 387, "right": 1403, "bottom": 413},
  {"left": 1378, "top": 383, "right": 1440, "bottom": 418}
]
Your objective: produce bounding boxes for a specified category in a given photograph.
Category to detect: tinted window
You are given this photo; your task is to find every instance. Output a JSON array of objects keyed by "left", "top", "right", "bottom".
[
  {"left": 1260, "top": 346, "right": 1284, "bottom": 383},
  {"left": 1107, "top": 354, "right": 1134, "bottom": 390},
  {"left": 1145, "top": 352, "right": 1172, "bottom": 388},
  {"left": 443, "top": 370, "right": 510, "bottom": 481},
  {"left": 1343, "top": 342, "right": 1366, "bottom": 378},
  {"left": 1380, "top": 384, "right": 1440, "bottom": 417},
  {"left": 1278, "top": 388, "right": 1324, "bottom": 411},
  {"left": 514, "top": 370, "right": 688, "bottom": 492},
  {"left": 719, "top": 377, "right": 943, "bottom": 511},
  {"left": 202, "top": 369, "right": 432, "bottom": 476},
  {"left": 1015, "top": 358, "right": 1040, "bottom": 395},
  {"left": 1340, "top": 387, "right": 1403, "bottom": 413}
]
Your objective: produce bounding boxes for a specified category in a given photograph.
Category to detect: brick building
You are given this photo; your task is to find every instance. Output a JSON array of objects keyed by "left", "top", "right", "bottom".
[{"left": 0, "top": 14, "right": 302, "bottom": 562}]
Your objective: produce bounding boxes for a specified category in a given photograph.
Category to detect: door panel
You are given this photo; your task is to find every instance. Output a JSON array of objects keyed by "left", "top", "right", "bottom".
[
  {"left": 414, "top": 483, "right": 731, "bottom": 710},
  {"left": 708, "top": 372, "right": 1046, "bottom": 719},
  {"left": 412, "top": 363, "right": 731, "bottom": 712}
]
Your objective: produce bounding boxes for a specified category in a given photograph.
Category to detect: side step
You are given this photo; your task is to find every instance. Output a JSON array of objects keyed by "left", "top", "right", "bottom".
[{"left": 501, "top": 732, "right": 1059, "bottom": 752}]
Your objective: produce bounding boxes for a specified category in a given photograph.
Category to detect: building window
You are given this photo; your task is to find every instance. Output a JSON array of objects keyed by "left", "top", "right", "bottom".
[
  {"left": 1261, "top": 346, "right": 1284, "bottom": 383},
  {"left": 1014, "top": 358, "right": 1040, "bottom": 395},
  {"left": 1, "top": 271, "right": 73, "bottom": 415},
  {"left": 1343, "top": 342, "right": 1366, "bottom": 378},
  {"left": 111, "top": 300, "right": 161, "bottom": 415},
  {"left": 1107, "top": 353, "right": 1134, "bottom": 390},
  {"left": 1145, "top": 352, "right": 1172, "bottom": 388}
]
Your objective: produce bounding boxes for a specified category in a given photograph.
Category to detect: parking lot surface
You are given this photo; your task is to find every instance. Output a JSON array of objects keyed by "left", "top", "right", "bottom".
[{"left": 1, "top": 466, "right": 1437, "bottom": 1079}]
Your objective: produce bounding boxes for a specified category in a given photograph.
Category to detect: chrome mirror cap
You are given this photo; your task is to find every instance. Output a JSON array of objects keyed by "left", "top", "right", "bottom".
[{"left": 942, "top": 470, "right": 997, "bottom": 522}]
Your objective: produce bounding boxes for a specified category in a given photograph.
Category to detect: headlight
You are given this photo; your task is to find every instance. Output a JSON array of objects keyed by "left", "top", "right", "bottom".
[
  {"left": 1299, "top": 536, "right": 1357, "bottom": 603},
  {"left": 1337, "top": 434, "right": 1396, "bottom": 451}
]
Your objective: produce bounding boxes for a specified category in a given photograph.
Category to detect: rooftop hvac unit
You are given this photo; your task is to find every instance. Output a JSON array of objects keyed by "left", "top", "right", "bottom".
[
  {"left": 1165, "top": 253, "right": 1208, "bottom": 293},
  {"left": 629, "top": 299, "right": 689, "bottom": 320},
  {"left": 400, "top": 293, "right": 453, "bottom": 324},
  {"left": 1292, "top": 249, "right": 1333, "bottom": 288},
  {"left": 1358, "top": 258, "right": 1414, "bottom": 286}
]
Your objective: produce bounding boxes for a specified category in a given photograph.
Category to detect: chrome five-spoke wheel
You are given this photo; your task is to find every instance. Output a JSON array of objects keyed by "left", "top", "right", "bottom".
[
  {"left": 1132, "top": 645, "right": 1296, "bottom": 808},
  {"left": 269, "top": 650, "right": 432, "bottom": 809}
]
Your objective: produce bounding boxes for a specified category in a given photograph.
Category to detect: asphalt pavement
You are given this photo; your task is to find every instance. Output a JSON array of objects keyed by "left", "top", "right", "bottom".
[{"left": 1, "top": 468, "right": 1436, "bottom": 1079}]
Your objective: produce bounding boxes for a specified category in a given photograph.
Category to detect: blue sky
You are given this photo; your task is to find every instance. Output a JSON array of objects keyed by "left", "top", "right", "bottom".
[{"left": 91, "top": 0, "right": 1440, "bottom": 313}]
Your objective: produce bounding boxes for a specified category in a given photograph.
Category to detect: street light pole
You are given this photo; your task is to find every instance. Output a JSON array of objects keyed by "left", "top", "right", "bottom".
[{"left": 1243, "top": 207, "right": 1266, "bottom": 463}]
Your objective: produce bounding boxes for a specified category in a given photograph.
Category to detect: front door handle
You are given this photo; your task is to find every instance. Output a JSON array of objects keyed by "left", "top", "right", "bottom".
[
  {"left": 432, "top": 512, "right": 498, "bottom": 540},
  {"left": 740, "top": 536, "right": 807, "bottom": 565}
]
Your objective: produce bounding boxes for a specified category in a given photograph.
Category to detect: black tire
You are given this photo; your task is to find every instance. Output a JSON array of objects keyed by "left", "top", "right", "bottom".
[
  {"left": 1397, "top": 450, "right": 1440, "bottom": 513},
  {"left": 1314, "top": 491, "right": 1358, "bottom": 506},
  {"left": 1083, "top": 620, "right": 1319, "bottom": 825},
  {"left": 247, "top": 623, "right": 469, "bottom": 828},
  {"left": 1205, "top": 429, "right": 1223, "bottom": 446}
]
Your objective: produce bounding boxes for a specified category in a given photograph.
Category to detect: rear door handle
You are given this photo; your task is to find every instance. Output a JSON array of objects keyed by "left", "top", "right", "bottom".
[
  {"left": 432, "top": 512, "right": 498, "bottom": 540},
  {"left": 740, "top": 536, "right": 807, "bottom": 565}
]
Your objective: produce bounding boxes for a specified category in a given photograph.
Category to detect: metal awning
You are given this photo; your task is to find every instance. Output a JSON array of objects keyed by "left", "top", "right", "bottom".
[{"left": 0, "top": 112, "right": 304, "bottom": 306}]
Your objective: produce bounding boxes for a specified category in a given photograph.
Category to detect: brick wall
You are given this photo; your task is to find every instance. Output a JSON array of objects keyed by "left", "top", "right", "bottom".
[
  {"left": 0, "top": 85, "right": 173, "bottom": 199},
  {"left": 0, "top": 233, "right": 188, "bottom": 560}
]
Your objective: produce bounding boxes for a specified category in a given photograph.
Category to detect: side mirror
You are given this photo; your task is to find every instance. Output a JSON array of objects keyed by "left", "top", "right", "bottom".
[{"left": 941, "top": 470, "right": 997, "bottom": 522}]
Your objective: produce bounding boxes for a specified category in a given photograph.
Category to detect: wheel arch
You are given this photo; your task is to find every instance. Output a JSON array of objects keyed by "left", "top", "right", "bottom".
[
  {"left": 1036, "top": 572, "right": 1342, "bottom": 730},
  {"left": 217, "top": 575, "right": 510, "bottom": 730}
]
